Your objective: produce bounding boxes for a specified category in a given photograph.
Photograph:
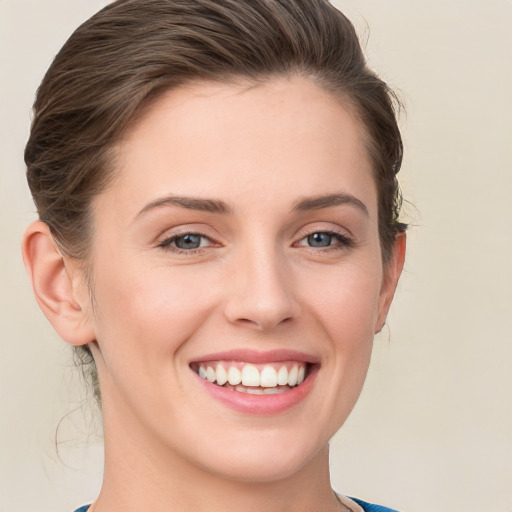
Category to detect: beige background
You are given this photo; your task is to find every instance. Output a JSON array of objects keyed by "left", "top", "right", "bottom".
[{"left": 1, "top": 1, "right": 511, "bottom": 511}]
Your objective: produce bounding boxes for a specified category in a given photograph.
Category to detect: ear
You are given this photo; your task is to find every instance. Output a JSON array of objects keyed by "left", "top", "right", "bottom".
[
  {"left": 375, "top": 232, "right": 406, "bottom": 333},
  {"left": 22, "top": 221, "right": 95, "bottom": 346}
]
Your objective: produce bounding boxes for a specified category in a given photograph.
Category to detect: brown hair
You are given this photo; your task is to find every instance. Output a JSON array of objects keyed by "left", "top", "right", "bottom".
[{"left": 25, "top": 0, "right": 406, "bottom": 402}]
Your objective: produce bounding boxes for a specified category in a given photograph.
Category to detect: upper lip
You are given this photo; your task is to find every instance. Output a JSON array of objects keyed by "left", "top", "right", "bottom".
[{"left": 190, "top": 348, "right": 320, "bottom": 365}]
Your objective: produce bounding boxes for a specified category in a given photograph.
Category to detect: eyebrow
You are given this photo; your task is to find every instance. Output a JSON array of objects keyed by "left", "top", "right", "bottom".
[
  {"left": 135, "top": 192, "right": 368, "bottom": 221},
  {"left": 136, "top": 195, "right": 233, "bottom": 219},
  {"left": 292, "top": 193, "right": 369, "bottom": 216}
]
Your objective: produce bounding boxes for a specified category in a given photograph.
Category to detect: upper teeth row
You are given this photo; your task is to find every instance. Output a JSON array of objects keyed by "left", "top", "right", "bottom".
[{"left": 198, "top": 363, "right": 306, "bottom": 388}]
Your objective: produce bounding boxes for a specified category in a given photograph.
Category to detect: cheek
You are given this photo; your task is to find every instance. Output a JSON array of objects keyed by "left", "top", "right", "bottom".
[
  {"left": 301, "top": 258, "right": 382, "bottom": 337},
  {"left": 89, "top": 260, "right": 221, "bottom": 368},
  {"left": 291, "top": 262, "right": 381, "bottom": 434},
  {"left": 301, "top": 257, "right": 381, "bottom": 395}
]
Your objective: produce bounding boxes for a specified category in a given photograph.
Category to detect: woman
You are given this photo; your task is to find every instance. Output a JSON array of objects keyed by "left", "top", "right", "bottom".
[{"left": 22, "top": 1, "right": 406, "bottom": 511}]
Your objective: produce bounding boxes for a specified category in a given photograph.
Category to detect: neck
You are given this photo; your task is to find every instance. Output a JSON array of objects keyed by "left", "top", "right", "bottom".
[{"left": 94, "top": 420, "right": 341, "bottom": 512}]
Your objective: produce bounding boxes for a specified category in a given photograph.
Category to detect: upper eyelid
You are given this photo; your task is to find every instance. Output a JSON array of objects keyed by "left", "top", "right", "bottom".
[
  {"left": 157, "top": 233, "right": 218, "bottom": 256},
  {"left": 299, "top": 229, "right": 349, "bottom": 239},
  {"left": 159, "top": 231, "right": 215, "bottom": 246},
  {"left": 295, "top": 231, "right": 352, "bottom": 245},
  {"left": 155, "top": 223, "right": 354, "bottom": 247},
  {"left": 294, "top": 223, "right": 353, "bottom": 240},
  {"left": 293, "top": 226, "right": 356, "bottom": 252},
  {"left": 157, "top": 225, "right": 218, "bottom": 242}
]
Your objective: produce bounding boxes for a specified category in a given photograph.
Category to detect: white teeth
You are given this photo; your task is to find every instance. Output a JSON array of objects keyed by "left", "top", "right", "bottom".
[
  {"left": 216, "top": 364, "right": 228, "bottom": 386},
  {"left": 232, "top": 383, "right": 291, "bottom": 395},
  {"left": 206, "top": 366, "right": 216, "bottom": 383},
  {"left": 246, "top": 387, "right": 266, "bottom": 395},
  {"left": 263, "top": 387, "right": 286, "bottom": 395},
  {"left": 197, "top": 362, "right": 308, "bottom": 391},
  {"left": 277, "top": 365, "right": 289, "bottom": 385},
  {"left": 297, "top": 366, "right": 305, "bottom": 385},
  {"left": 227, "top": 366, "right": 242, "bottom": 385},
  {"left": 260, "top": 366, "right": 278, "bottom": 387},
  {"left": 241, "top": 364, "right": 260, "bottom": 387},
  {"left": 288, "top": 365, "right": 298, "bottom": 386}
]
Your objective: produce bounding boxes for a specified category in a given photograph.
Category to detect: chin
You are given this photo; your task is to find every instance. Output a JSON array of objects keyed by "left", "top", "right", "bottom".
[
  {"left": 182, "top": 423, "right": 332, "bottom": 484},
  {"left": 204, "top": 446, "right": 321, "bottom": 484}
]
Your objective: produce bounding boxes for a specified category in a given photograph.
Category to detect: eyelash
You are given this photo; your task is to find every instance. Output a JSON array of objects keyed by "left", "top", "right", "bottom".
[
  {"left": 158, "top": 228, "right": 354, "bottom": 255},
  {"left": 295, "top": 229, "right": 354, "bottom": 251},
  {"left": 158, "top": 231, "right": 215, "bottom": 255}
]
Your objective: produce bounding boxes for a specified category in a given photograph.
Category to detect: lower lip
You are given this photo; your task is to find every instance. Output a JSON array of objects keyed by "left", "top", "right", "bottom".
[{"left": 194, "top": 366, "right": 318, "bottom": 415}]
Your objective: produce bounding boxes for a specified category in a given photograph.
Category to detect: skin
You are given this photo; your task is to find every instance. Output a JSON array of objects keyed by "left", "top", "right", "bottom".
[{"left": 23, "top": 76, "right": 405, "bottom": 512}]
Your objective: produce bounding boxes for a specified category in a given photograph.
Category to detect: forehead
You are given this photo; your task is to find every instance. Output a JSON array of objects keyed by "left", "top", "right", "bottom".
[{"left": 101, "top": 76, "right": 376, "bottom": 219}]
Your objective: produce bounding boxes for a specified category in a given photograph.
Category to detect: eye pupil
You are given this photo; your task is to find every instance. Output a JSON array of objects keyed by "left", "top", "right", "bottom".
[
  {"left": 175, "top": 234, "right": 201, "bottom": 249},
  {"left": 307, "top": 233, "right": 332, "bottom": 247}
]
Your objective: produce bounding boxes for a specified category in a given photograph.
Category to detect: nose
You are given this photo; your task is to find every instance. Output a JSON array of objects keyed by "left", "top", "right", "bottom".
[{"left": 223, "top": 246, "right": 299, "bottom": 332}]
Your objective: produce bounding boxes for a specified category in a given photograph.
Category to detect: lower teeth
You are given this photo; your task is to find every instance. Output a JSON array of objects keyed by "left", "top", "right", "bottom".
[{"left": 220, "top": 383, "right": 292, "bottom": 395}]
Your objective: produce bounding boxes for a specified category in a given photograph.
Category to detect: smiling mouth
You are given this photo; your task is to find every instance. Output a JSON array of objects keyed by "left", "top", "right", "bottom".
[{"left": 191, "top": 361, "right": 311, "bottom": 395}]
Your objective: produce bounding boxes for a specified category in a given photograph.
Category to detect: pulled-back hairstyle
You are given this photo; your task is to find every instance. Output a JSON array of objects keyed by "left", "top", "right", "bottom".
[{"left": 25, "top": 0, "right": 406, "bottom": 404}]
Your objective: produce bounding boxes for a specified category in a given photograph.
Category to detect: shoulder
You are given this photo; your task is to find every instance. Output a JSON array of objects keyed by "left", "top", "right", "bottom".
[
  {"left": 72, "top": 500, "right": 400, "bottom": 512},
  {"left": 350, "top": 497, "right": 401, "bottom": 512}
]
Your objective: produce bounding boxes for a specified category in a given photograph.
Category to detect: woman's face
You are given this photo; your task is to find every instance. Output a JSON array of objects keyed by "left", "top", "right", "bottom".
[{"left": 82, "top": 76, "right": 402, "bottom": 482}]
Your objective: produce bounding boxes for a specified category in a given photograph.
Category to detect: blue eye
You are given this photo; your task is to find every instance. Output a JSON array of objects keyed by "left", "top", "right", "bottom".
[
  {"left": 160, "top": 233, "right": 212, "bottom": 252},
  {"left": 174, "top": 234, "right": 202, "bottom": 249},
  {"left": 307, "top": 232, "right": 333, "bottom": 247},
  {"left": 297, "top": 230, "right": 353, "bottom": 249}
]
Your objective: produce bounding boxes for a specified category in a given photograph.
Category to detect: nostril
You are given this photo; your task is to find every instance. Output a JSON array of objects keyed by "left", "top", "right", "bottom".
[
  {"left": 235, "top": 315, "right": 293, "bottom": 331},
  {"left": 236, "top": 317, "right": 268, "bottom": 330},
  {"left": 236, "top": 318, "right": 257, "bottom": 326}
]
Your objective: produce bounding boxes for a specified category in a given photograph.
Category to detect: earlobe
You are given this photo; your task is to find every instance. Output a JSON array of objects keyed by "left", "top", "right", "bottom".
[
  {"left": 22, "top": 221, "right": 95, "bottom": 346},
  {"left": 375, "top": 232, "right": 406, "bottom": 333}
]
